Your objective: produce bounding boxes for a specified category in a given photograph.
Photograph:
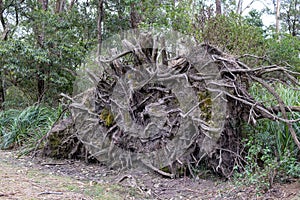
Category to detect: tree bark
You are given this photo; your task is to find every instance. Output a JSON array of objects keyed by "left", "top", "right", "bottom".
[
  {"left": 276, "top": 0, "right": 281, "bottom": 33},
  {"left": 97, "top": 0, "right": 104, "bottom": 64},
  {"left": 215, "top": 0, "right": 222, "bottom": 15},
  {"left": 55, "top": 0, "right": 65, "bottom": 13},
  {"left": 69, "top": 0, "right": 76, "bottom": 10},
  {"left": 287, "top": 0, "right": 298, "bottom": 36},
  {"left": 0, "top": 0, "right": 5, "bottom": 30},
  {"left": 0, "top": 71, "right": 5, "bottom": 110},
  {"left": 130, "top": 2, "right": 141, "bottom": 29},
  {"left": 236, "top": 0, "right": 243, "bottom": 14},
  {"left": 0, "top": 0, "right": 6, "bottom": 110},
  {"left": 37, "top": 0, "right": 48, "bottom": 103},
  {"left": 291, "top": 0, "right": 298, "bottom": 36}
]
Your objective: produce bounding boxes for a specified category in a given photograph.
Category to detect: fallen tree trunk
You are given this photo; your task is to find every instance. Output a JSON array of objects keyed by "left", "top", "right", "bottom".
[{"left": 43, "top": 31, "right": 300, "bottom": 178}]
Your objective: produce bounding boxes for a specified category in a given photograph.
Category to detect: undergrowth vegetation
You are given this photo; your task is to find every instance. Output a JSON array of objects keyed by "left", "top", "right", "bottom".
[
  {"left": 235, "top": 83, "right": 300, "bottom": 192},
  {"left": 0, "top": 82, "right": 299, "bottom": 189},
  {"left": 0, "top": 105, "right": 62, "bottom": 155}
]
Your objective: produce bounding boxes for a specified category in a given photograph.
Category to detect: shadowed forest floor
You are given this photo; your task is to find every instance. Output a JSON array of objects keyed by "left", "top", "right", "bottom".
[{"left": 0, "top": 150, "right": 299, "bottom": 200}]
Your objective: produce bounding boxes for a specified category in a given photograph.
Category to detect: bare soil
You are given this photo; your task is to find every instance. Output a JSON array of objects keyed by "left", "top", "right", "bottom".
[{"left": 0, "top": 150, "right": 299, "bottom": 200}]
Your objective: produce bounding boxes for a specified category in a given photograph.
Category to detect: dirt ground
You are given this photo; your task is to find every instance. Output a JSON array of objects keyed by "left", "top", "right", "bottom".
[{"left": 0, "top": 150, "right": 300, "bottom": 200}]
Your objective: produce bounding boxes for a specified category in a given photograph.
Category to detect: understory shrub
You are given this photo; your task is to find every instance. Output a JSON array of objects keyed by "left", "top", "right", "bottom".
[
  {"left": 0, "top": 105, "right": 62, "bottom": 154},
  {"left": 236, "top": 83, "right": 300, "bottom": 191}
]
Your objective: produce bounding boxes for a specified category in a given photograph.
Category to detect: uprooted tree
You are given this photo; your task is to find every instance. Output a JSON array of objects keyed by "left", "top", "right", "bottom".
[{"left": 42, "top": 30, "right": 300, "bottom": 178}]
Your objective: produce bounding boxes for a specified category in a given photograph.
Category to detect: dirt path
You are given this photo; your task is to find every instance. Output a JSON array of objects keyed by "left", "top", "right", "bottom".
[
  {"left": 0, "top": 150, "right": 300, "bottom": 200},
  {"left": 0, "top": 150, "right": 139, "bottom": 200}
]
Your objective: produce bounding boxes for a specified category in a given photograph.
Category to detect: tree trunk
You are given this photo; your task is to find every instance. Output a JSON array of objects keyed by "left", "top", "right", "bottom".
[
  {"left": 236, "top": 0, "right": 243, "bottom": 14},
  {"left": 69, "top": 0, "right": 76, "bottom": 10},
  {"left": 291, "top": 0, "right": 298, "bottom": 36},
  {"left": 0, "top": 71, "right": 5, "bottom": 110},
  {"left": 130, "top": 2, "right": 141, "bottom": 29},
  {"left": 215, "top": 0, "right": 222, "bottom": 15},
  {"left": 0, "top": 0, "right": 5, "bottom": 31},
  {"left": 117, "top": 0, "right": 124, "bottom": 33},
  {"left": 276, "top": 0, "right": 281, "bottom": 33},
  {"left": 97, "top": 0, "right": 104, "bottom": 64},
  {"left": 0, "top": 0, "right": 6, "bottom": 110},
  {"left": 287, "top": 0, "right": 298, "bottom": 36},
  {"left": 36, "top": 0, "right": 48, "bottom": 103},
  {"left": 56, "top": 0, "right": 65, "bottom": 13}
]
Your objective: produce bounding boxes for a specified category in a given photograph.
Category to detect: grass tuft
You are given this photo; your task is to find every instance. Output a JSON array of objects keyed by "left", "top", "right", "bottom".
[{"left": 0, "top": 105, "right": 63, "bottom": 154}]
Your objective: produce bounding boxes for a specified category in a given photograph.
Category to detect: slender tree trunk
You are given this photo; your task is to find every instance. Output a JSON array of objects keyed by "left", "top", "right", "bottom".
[
  {"left": 97, "top": 0, "right": 104, "bottom": 64},
  {"left": 241, "top": 0, "right": 256, "bottom": 15},
  {"left": 236, "top": 0, "right": 243, "bottom": 14},
  {"left": 117, "top": 0, "right": 123, "bottom": 33},
  {"left": 0, "top": 71, "right": 5, "bottom": 110},
  {"left": 0, "top": 0, "right": 6, "bottom": 110},
  {"left": 276, "top": 0, "right": 281, "bottom": 33},
  {"left": 215, "top": 0, "right": 222, "bottom": 15},
  {"left": 289, "top": 0, "right": 298, "bottom": 36},
  {"left": 69, "top": 0, "right": 76, "bottom": 10},
  {"left": 130, "top": 2, "right": 141, "bottom": 29},
  {"left": 56, "top": 0, "right": 65, "bottom": 13},
  {"left": 37, "top": 0, "right": 48, "bottom": 103},
  {"left": 0, "top": 0, "right": 5, "bottom": 30}
]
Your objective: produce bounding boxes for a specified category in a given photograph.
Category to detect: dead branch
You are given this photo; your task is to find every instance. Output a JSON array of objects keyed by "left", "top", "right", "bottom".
[
  {"left": 38, "top": 191, "right": 63, "bottom": 195},
  {"left": 250, "top": 75, "right": 300, "bottom": 150},
  {"left": 270, "top": 106, "right": 300, "bottom": 113}
]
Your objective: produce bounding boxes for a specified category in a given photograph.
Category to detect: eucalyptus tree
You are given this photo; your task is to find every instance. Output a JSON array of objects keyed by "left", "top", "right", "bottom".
[
  {"left": 0, "top": 0, "right": 25, "bottom": 109},
  {"left": 281, "top": 0, "right": 299, "bottom": 36},
  {"left": 0, "top": 0, "right": 97, "bottom": 107}
]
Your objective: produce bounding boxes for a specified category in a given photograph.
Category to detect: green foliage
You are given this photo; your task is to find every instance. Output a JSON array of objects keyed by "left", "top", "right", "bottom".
[
  {"left": 250, "top": 83, "right": 300, "bottom": 159},
  {"left": 138, "top": 0, "right": 192, "bottom": 33},
  {"left": 201, "top": 13, "right": 266, "bottom": 56},
  {"left": 250, "top": 82, "right": 300, "bottom": 106},
  {"left": 266, "top": 35, "right": 300, "bottom": 72},
  {"left": 0, "top": 105, "right": 62, "bottom": 154},
  {"left": 245, "top": 10, "right": 264, "bottom": 28},
  {"left": 235, "top": 135, "right": 277, "bottom": 192},
  {"left": 236, "top": 83, "right": 300, "bottom": 192},
  {"left": 0, "top": 1, "right": 96, "bottom": 105},
  {"left": 237, "top": 129, "right": 300, "bottom": 192},
  {"left": 3, "top": 86, "right": 33, "bottom": 109},
  {"left": 280, "top": 0, "right": 300, "bottom": 36}
]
